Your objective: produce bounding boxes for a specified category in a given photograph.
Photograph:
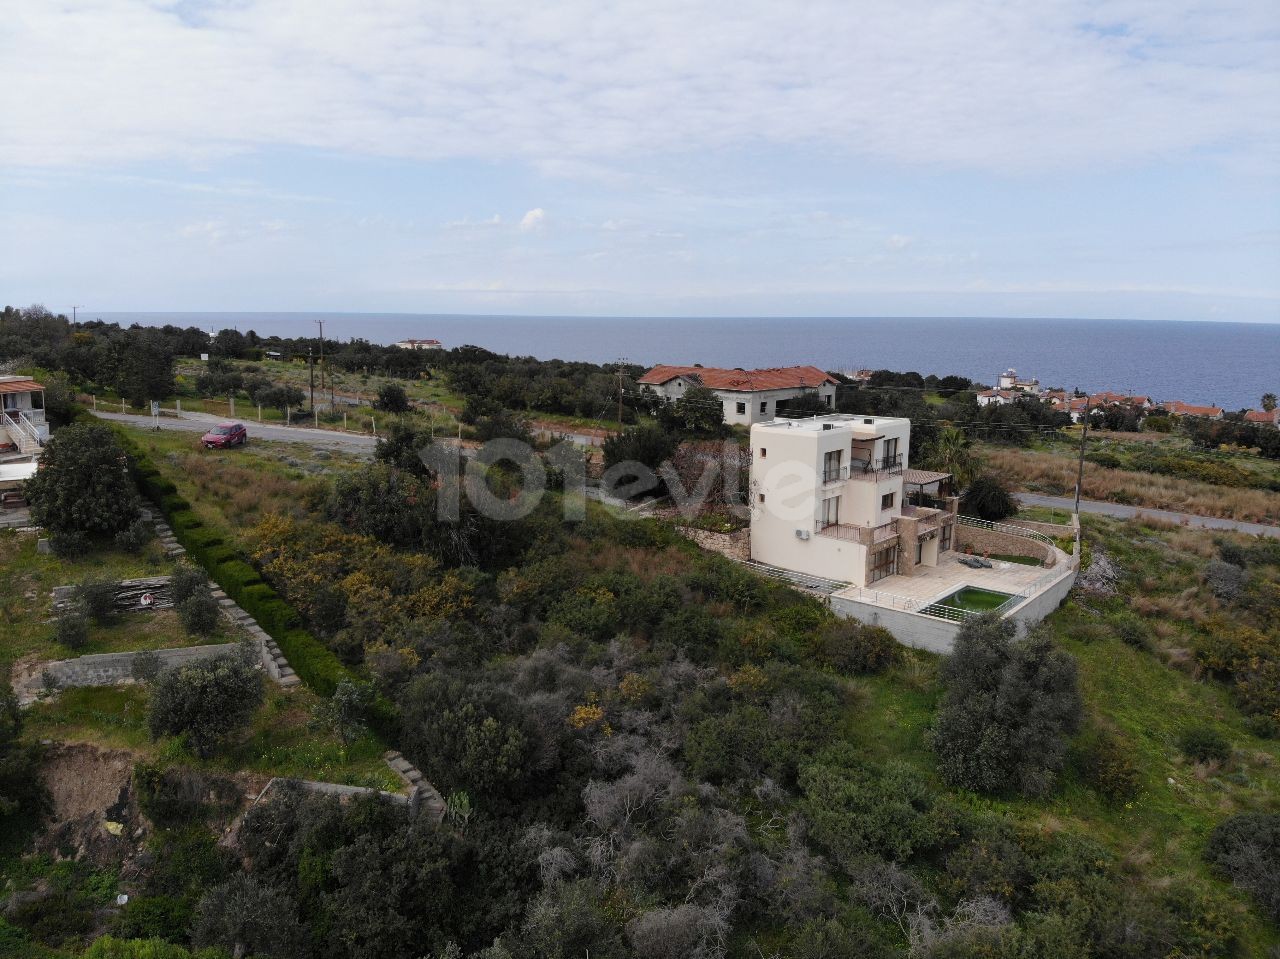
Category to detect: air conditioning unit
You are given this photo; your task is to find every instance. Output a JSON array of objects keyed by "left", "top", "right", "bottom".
[{"left": 795, "top": 529, "right": 810, "bottom": 540}]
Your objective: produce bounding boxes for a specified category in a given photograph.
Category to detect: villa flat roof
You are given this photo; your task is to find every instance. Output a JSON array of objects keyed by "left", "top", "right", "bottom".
[{"left": 753, "top": 414, "right": 909, "bottom": 433}]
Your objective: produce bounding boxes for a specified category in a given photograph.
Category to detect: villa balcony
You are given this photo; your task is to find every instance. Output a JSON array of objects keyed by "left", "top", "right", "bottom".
[
  {"left": 900, "top": 503, "right": 950, "bottom": 535},
  {"left": 846, "top": 452, "right": 903, "bottom": 480},
  {"left": 816, "top": 518, "right": 898, "bottom": 546}
]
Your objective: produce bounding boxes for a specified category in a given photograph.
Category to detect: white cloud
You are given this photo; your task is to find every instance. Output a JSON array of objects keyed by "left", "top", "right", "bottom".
[
  {"left": 519, "top": 208, "right": 546, "bottom": 232},
  {"left": 0, "top": 0, "right": 1275, "bottom": 174},
  {"left": 886, "top": 234, "right": 913, "bottom": 250}
]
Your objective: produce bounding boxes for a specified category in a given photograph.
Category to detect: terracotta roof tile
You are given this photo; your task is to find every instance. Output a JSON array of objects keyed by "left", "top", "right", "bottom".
[
  {"left": 638, "top": 365, "right": 838, "bottom": 391},
  {"left": 0, "top": 378, "right": 42, "bottom": 395}
]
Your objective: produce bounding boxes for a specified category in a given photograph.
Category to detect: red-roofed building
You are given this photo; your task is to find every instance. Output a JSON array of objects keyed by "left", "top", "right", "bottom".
[
  {"left": 638, "top": 364, "right": 839, "bottom": 425},
  {"left": 1163, "top": 400, "right": 1223, "bottom": 420},
  {"left": 0, "top": 376, "right": 49, "bottom": 456},
  {"left": 1245, "top": 409, "right": 1280, "bottom": 426}
]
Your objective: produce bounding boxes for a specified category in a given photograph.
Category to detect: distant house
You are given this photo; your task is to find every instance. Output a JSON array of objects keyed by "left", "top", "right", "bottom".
[
  {"left": 1089, "top": 391, "right": 1151, "bottom": 410},
  {"left": 638, "top": 364, "right": 839, "bottom": 426},
  {"left": 0, "top": 376, "right": 50, "bottom": 457},
  {"left": 1163, "top": 400, "right": 1224, "bottom": 420},
  {"left": 995, "top": 368, "right": 1040, "bottom": 393},
  {"left": 976, "top": 389, "right": 1017, "bottom": 408},
  {"left": 1245, "top": 409, "right": 1280, "bottom": 427},
  {"left": 394, "top": 338, "right": 443, "bottom": 351}
]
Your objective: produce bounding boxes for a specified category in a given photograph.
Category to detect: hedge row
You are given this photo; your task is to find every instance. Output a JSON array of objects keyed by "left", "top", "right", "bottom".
[{"left": 114, "top": 428, "right": 352, "bottom": 696}]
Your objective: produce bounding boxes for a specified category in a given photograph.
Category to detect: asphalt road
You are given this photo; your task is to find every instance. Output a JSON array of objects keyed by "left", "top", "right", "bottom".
[
  {"left": 93, "top": 410, "right": 378, "bottom": 454},
  {"left": 1016, "top": 492, "right": 1280, "bottom": 539}
]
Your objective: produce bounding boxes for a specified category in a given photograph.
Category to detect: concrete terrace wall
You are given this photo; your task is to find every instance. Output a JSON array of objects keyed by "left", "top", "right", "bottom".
[
  {"left": 1008, "top": 566, "right": 1077, "bottom": 628},
  {"left": 43, "top": 644, "right": 238, "bottom": 690},
  {"left": 829, "top": 595, "right": 960, "bottom": 654}
]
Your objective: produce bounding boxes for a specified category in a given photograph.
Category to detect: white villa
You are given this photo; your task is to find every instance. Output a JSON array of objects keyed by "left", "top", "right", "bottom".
[
  {"left": 0, "top": 376, "right": 50, "bottom": 458},
  {"left": 639, "top": 365, "right": 839, "bottom": 426},
  {"left": 748, "top": 413, "right": 1077, "bottom": 652}
]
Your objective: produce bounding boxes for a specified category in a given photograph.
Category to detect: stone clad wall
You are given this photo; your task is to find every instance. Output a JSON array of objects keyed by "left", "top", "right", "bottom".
[
  {"left": 673, "top": 525, "right": 750, "bottom": 562},
  {"left": 954, "top": 525, "right": 1056, "bottom": 567}
]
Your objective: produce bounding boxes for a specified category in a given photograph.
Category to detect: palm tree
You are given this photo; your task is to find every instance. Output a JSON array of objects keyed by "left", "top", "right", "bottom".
[
  {"left": 930, "top": 426, "right": 980, "bottom": 488},
  {"left": 1262, "top": 392, "right": 1277, "bottom": 413}
]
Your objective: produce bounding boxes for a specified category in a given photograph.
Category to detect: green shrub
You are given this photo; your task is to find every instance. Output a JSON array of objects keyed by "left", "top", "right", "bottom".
[
  {"left": 169, "top": 562, "right": 208, "bottom": 607},
  {"left": 167, "top": 510, "right": 203, "bottom": 532},
  {"left": 84, "top": 935, "right": 227, "bottom": 958},
  {"left": 160, "top": 494, "right": 191, "bottom": 514},
  {"left": 1178, "top": 726, "right": 1231, "bottom": 765},
  {"left": 131, "top": 651, "right": 163, "bottom": 683},
  {"left": 1111, "top": 613, "right": 1152, "bottom": 652},
  {"left": 960, "top": 474, "right": 1019, "bottom": 521},
  {"left": 114, "top": 518, "right": 154, "bottom": 553},
  {"left": 178, "top": 594, "right": 221, "bottom": 636},
  {"left": 75, "top": 578, "right": 117, "bottom": 624},
  {"left": 813, "top": 620, "right": 900, "bottom": 674},
  {"left": 1203, "top": 812, "right": 1280, "bottom": 921},
  {"left": 1075, "top": 727, "right": 1141, "bottom": 800},
  {"left": 110, "top": 896, "right": 193, "bottom": 943},
  {"left": 56, "top": 612, "right": 89, "bottom": 650},
  {"left": 49, "top": 529, "right": 90, "bottom": 557}
]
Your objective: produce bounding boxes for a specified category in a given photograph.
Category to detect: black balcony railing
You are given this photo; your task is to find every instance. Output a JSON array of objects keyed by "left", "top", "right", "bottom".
[{"left": 850, "top": 452, "right": 903, "bottom": 477}]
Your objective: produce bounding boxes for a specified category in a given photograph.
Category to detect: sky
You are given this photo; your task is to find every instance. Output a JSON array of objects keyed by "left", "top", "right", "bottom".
[{"left": 2, "top": 0, "right": 1278, "bottom": 321}]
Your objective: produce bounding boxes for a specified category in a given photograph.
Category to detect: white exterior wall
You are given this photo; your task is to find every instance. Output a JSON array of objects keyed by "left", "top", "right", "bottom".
[
  {"left": 651, "top": 376, "right": 836, "bottom": 426},
  {"left": 749, "top": 415, "right": 911, "bottom": 586}
]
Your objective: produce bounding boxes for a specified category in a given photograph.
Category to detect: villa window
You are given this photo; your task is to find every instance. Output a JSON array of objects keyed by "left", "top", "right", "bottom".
[
  {"left": 869, "top": 545, "right": 897, "bottom": 583},
  {"left": 821, "top": 496, "right": 840, "bottom": 528},
  {"left": 760, "top": 401, "right": 767, "bottom": 415},
  {"left": 916, "top": 540, "right": 924, "bottom": 564},
  {"left": 736, "top": 402, "right": 746, "bottom": 415},
  {"left": 940, "top": 524, "right": 952, "bottom": 552},
  {"left": 757, "top": 493, "right": 765, "bottom": 504},
  {"left": 881, "top": 492, "right": 895, "bottom": 510},
  {"left": 758, "top": 447, "right": 766, "bottom": 458}
]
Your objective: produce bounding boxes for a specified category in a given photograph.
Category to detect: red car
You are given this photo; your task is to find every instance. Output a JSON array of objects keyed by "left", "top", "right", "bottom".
[{"left": 201, "top": 422, "right": 248, "bottom": 449}]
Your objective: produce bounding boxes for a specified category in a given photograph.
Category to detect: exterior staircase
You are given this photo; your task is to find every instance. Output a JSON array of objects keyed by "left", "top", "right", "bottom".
[{"left": 2, "top": 413, "right": 42, "bottom": 456}]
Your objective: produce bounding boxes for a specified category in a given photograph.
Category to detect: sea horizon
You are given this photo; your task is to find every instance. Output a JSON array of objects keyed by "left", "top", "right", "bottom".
[{"left": 92, "top": 311, "right": 1280, "bottom": 412}]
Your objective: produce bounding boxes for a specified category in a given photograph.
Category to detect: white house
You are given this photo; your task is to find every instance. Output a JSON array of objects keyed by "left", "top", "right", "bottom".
[
  {"left": 638, "top": 365, "right": 839, "bottom": 426},
  {"left": 748, "top": 412, "right": 1078, "bottom": 653},
  {"left": 996, "top": 368, "right": 1040, "bottom": 393},
  {"left": 748, "top": 414, "right": 956, "bottom": 587},
  {"left": 394, "top": 338, "right": 443, "bottom": 351},
  {"left": 0, "top": 376, "right": 49, "bottom": 457}
]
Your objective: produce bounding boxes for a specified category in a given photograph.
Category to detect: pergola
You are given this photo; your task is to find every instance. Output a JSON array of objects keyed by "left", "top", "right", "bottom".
[{"left": 902, "top": 468, "right": 954, "bottom": 504}]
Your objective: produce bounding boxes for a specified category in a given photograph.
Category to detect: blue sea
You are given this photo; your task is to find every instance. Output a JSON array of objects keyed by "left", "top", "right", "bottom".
[{"left": 96, "top": 313, "right": 1279, "bottom": 413}]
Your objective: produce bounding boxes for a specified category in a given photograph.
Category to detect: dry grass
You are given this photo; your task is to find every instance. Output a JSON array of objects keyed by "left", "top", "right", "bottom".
[{"left": 987, "top": 446, "right": 1280, "bottom": 524}]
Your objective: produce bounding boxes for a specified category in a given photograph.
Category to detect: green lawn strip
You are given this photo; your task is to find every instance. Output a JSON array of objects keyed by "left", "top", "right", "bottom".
[
  {"left": 110, "top": 425, "right": 354, "bottom": 697},
  {"left": 985, "top": 553, "right": 1043, "bottom": 566},
  {"left": 22, "top": 685, "right": 398, "bottom": 791}
]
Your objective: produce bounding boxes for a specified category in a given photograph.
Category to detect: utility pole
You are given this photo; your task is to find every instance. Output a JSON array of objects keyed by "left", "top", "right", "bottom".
[
  {"left": 615, "top": 357, "right": 629, "bottom": 430},
  {"left": 1074, "top": 396, "right": 1091, "bottom": 515},
  {"left": 308, "top": 348, "right": 316, "bottom": 413},
  {"left": 315, "top": 319, "right": 325, "bottom": 392},
  {"left": 70, "top": 305, "right": 83, "bottom": 330}
]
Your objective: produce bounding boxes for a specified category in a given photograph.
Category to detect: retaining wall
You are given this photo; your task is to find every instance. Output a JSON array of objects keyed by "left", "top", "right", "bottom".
[
  {"left": 955, "top": 525, "right": 1056, "bottom": 567},
  {"left": 1007, "top": 566, "right": 1077, "bottom": 628},
  {"left": 42, "top": 644, "right": 239, "bottom": 689},
  {"left": 673, "top": 525, "right": 750, "bottom": 562}
]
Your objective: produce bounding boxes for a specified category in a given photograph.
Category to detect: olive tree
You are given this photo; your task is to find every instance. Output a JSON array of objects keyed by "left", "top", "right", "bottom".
[
  {"left": 148, "top": 651, "right": 263, "bottom": 757},
  {"left": 931, "top": 615, "right": 1082, "bottom": 796}
]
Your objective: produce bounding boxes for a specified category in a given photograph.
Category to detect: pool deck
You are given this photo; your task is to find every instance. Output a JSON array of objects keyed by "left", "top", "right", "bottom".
[{"left": 832, "top": 552, "right": 1063, "bottom": 611}]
